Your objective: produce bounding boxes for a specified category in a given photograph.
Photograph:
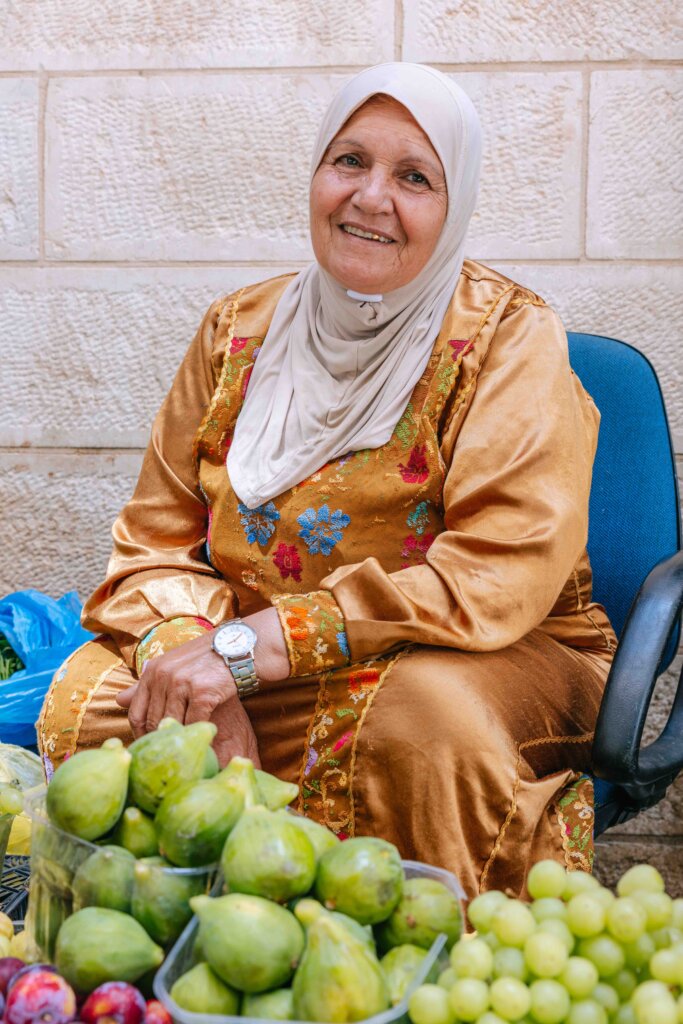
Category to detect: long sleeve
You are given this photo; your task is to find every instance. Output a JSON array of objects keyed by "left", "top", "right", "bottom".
[
  {"left": 82, "top": 298, "right": 238, "bottom": 668},
  {"left": 276, "top": 300, "right": 600, "bottom": 671}
]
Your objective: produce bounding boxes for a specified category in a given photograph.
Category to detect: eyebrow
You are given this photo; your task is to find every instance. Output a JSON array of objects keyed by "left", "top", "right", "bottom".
[{"left": 327, "top": 136, "right": 444, "bottom": 181}]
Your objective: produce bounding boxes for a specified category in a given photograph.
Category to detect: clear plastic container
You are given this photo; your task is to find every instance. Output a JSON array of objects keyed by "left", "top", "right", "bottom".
[
  {"left": 155, "top": 859, "right": 465, "bottom": 1024},
  {"left": 24, "top": 788, "right": 218, "bottom": 962},
  {"left": 0, "top": 813, "right": 14, "bottom": 877}
]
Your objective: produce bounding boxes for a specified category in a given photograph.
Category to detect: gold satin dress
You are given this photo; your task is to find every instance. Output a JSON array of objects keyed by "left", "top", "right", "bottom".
[{"left": 38, "top": 260, "right": 616, "bottom": 899}]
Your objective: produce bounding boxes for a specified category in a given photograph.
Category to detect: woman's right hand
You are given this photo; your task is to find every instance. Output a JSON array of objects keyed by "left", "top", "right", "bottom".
[{"left": 209, "top": 697, "right": 262, "bottom": 768}]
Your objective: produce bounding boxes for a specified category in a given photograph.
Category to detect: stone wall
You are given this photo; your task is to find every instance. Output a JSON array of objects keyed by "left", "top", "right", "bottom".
[{"left": 1, "top": 1, "right": 681, "bottom": 887}]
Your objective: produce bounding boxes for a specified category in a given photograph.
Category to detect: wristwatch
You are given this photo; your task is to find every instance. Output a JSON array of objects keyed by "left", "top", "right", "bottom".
[{"left": 212, "top": 619, "right": 260, "bottom": 699}]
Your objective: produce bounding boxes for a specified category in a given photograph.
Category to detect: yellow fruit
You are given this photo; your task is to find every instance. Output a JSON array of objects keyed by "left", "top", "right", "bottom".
[
  {"left": 9, "top": 928, "right": 29, "bottom": 960},
  {"left": 0, "top": 935, "right": 11, "bottom": 957},
  {"left": 8, "top": 812, "right": 32, "bottom": 856},
  {"left": 0, "top": 911, "right": 13, "bottom": 940}
]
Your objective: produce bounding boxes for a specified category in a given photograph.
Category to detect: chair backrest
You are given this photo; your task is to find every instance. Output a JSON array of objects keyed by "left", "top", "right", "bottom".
[{"left": 567, "top": 333, "right": 681, "bottom": 666}]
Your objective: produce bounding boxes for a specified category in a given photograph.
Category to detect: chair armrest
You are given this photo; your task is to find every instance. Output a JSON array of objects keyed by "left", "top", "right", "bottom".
[{"left": 592, "top": 550, "right": 683, "bottom": 797}]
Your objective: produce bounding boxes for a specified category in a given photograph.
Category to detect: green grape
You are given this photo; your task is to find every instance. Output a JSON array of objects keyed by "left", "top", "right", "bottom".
[
  {"left": 524, "top": 931, "right": 569, "bottom": 978},
  {"left": 650, "top": 947, "right": 683, "bottom": 986},
  {"left": 611, "top": 969, "right": 638, "bottom": 1002},
  {"left": 671, "top": 899, "right": 683, "bottom": 931},
  {"left": 676, "top": 994, "right": 683, "bottom": 1024},
  {"left": 622, "top": 933, "right": 656, "bottom": 971},
  {"left": 477, "top": 1014, "right": 508, "bottom": 1024},
  {"left": 560, "top": 957, "right": 600, "bottom": 999},
  {"left": 489, "top": 978, "right": 532, "bottom": 1022},
  {"left": 592, "top": 983, "right": 619, "bottom": 1016},
  {"left": 492, "top": 901, "right": 537, "bottom": 948},
  {"left": 528, "top": 861, "right": 568, "bottom": 900},
  {"left": 469, "top": 891, "right": 509, "bottom": 932},
  {"left": 591, "top": 888, "right": 616, "bottom": 911},
  {"left": 633, "top": 893, "right": 673, "bottom": 931},
  {"left": 449, "top": 979, "right": 490, "bottom": 1022},
  {"left": 606, "top": 898, "right": 648, "bottom": 943},
  {"left": 538, "top": 917, "right": 576, "bottom": 953},
  {"left": 493, "top": 947, "right": 529, "bottom": 982},
  {"left": 578, "top": 935, "right": 626, "bottom": 978},
  {"left": 451, "top": 938, "right": 495, "bottom": 980},
  {"left": 567, "top": 895, "right": 607, "bottom": 938},
  {"left": 563, "top": 872, "right": 601, "bottom": 901},
  {"left": 614, "top": 1006, "right": 637, "bottom": 1024},
  {"left": 532, "top": 899, "right": 569, "bottom": 924},
  {"left": 439, "top": 968, "right": 458, "bottom": 990},
  {"left": 567, "top": 999, "right": 608, "bottom": 1024},
  {"left": 632, "top": 981, "right": 673, "bottom": 1011},
  {"left": 409, "top": 984, "right": 455, "bottom": 1024},
  {"left": 484, "top": 932, "right": 503, "bottom": 951},
  {"left": 617, "top": 865, "right": 665, "bottom": 897},
  {"left": 652, "top": 927, "right": 683, "bottom": 950},
  {"left": 529, "top": 980, "right": 571, "bottom": 1024},
  {"left": 634, "top": 999, "right": 678, "bottom": 1024}
]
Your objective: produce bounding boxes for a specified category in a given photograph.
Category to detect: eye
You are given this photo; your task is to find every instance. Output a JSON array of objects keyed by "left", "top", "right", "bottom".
[
  {"left": 335, "top": 153, "right": 362, "bottom": 168},
  {"left": 405, "top": 170, "right": 430, "bottom": 187}
]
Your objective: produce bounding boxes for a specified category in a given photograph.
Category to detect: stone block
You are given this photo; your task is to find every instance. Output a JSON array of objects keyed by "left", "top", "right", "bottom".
[
  {"left": 594, "top": 837, "right": 683, "bottom": 897},
  {"left": 403, "top": 0, "right": 683, "bottom": 63},
  {"left": 491, "top": 264, "right": 683, "bottom": 435},
  {"left": 0, "top": 451, "right": 143, "bottom": 600},
  {"left": 458, "top": 73, "right": 583, "bottom": 259},
  {"left": 0, "top": 266, "right": 292, "bottom": 448},
  {"left": 0, "top": 79, "right": 38, "bottom": 259},
  {"left": 45, "top": 74, "right": 348, "bottom": 261},
  {"left": 0, "top": 0, "right": 394, "bottom": 70},
  {"left": 587, "top": 71, "right": 683, "bottom": 259}
]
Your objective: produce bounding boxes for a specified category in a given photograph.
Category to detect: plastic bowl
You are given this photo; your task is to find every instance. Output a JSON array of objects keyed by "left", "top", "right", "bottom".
[
  {"left": 155, "top": 858, "right": 465, "bottom": 1024},
  {"left": 23, "top": 788, "right": 217, "bottom": 962},
  {"left": 0, "top": 813, "right": 14, "bottom": 878}
]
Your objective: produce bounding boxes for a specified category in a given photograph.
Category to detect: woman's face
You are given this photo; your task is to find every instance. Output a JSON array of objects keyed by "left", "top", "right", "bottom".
[{"left": 310, "top": 96, "right": 448, "bottom": 295}]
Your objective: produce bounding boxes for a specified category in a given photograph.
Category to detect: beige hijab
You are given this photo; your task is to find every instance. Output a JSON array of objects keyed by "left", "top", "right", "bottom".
[{"left": 228, "top": 63, "right": 482, "bottom": 510}]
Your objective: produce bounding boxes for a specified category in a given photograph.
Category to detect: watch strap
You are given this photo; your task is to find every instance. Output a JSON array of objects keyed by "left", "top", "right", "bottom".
[{"left": 228, "top": 653, "right": 260, "bottom": 699}]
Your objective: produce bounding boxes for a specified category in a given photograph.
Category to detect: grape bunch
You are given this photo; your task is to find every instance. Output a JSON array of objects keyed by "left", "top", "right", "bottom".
[{"left": 408, "top": 861, "right": 683, "bottom": 1024}]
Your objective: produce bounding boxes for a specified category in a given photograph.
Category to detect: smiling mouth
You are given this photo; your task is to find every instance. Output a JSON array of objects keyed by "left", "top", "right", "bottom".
[{"left": 340, "top": 224, "right": 394, "bottom": 244}]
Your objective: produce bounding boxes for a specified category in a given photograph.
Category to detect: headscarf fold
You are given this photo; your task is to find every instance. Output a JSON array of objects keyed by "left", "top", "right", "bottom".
[{"left": 228, "top": 62, "right": 482, "bottom": 509}]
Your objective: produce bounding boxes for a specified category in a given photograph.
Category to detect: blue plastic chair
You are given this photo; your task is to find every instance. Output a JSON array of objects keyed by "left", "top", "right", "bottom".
[{"left": 567, "top": 333, "right": 683, "bottom": 835}]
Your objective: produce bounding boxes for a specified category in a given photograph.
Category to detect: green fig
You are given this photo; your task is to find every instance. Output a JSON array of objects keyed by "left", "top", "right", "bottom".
[
  {"left": 292, "top": 903, "right": 390, "bottom": 1021},
  {"left": 0, "top": 782, "right": 23, "bottom": 816},
  {"left": 155, "top": 775, "right": 244, "bottom": 867},
  {"left": 204, "top": 746, "right": 220, "bottom": 778},
  {"left": 216, "top": 756, "right": 261, "bottom": 808},
  {"left": 293, "top": 898, "right": 375, "bottom": 955},
  {"left": 242, "top": 989, "right": 294, "bottom": 1020},
  {"left": 315, "top": 836, "right": 404, "bottom": 925},
  {"left": 277, "top": 810, "right": 340, "bottom": 860},
  {"left": 112, "top": 806, "right": 159, "bottom": 858},
  {"left": 221, "top": 805, "right": 316, "bottom": 902},
  {"left": 128, "top": 719, "right": 217, "bottom": 814},
  {"left": 380, "top": 944, "right": 431, "bottom": 1005},
  {"left": 190, "top": 892, "right": 304, "bottom": 993},
  {"left": 255, "top": 769, "right": 298, "bottom": 810},
  {"left": 131, "top": 855, "right": 206, "bottom": 946},
  {"left": 375, "top": 877, "right": 463, "bottom": 952},
  {"left": 72, "top": 844, "right": 136, "bottom": 913},
  {"left": 170, "top": 962, "right": 240, "bottom": 1015},
  {"left": 46, "top": 738, "right": 131, "bottom": 840},
  {"left": 55, "top": 906, "right": 164, "bottom": 991}
]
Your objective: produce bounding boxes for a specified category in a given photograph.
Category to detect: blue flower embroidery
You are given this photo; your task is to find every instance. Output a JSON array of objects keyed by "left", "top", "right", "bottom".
[
  {"left": 238, "top": 501, "right": 280, "bottom": 547},
  {"left": 407, "top": 501, "right": 430, "bottom": 536},
  {"left": 336, "top": 631, "right": 350, "bottom": 658},
  {"left": 297, "top": 504, "right": 351, "bottom": 556}
]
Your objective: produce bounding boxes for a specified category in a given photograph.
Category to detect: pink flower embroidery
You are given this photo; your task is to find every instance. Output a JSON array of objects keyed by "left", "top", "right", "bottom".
[
  {"left": 449, "top": 339, "right": 472, "bottom": 362},
  {"left": 401, "top": 533, "right": 435, "bottom": 569},
  {"left": 273, "top": 543, "right": 303, "bottom": 582},
  {"left": 241, "top": 366, "right": 254, "bottom": 398},
  {"left": 230, "top": 336, "right": 249, "bottom": 355},
  {"left": 398, "top": 444, "right": 429, "bottom": 484},
  {"left": 333, "top": 730, "right": 354, "bottom": 752}
]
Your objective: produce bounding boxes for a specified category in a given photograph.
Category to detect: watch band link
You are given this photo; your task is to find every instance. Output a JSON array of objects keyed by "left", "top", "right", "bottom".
[{"left": 229, "top": 654, "right": 260, "bottom": 698}]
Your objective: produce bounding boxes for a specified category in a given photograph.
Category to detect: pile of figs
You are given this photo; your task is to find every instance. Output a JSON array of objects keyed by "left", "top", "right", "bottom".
[{"left": 26, "top": 719, "right": 464, "bottom": 1021}]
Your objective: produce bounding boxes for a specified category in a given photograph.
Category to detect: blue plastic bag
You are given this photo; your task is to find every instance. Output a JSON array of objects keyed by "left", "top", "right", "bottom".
[{"left": 0, "top": 590, "right": 93, "bottom": 746}]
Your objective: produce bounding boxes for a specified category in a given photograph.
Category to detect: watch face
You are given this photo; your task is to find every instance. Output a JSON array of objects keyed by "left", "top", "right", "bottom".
[{"left": 214, "top": 622, "right": 257, "bottom": 659}]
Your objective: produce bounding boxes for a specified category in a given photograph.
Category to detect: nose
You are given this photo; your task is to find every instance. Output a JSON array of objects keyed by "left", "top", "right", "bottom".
[{"left": 351, "top": 166, "right": 393, "bottom": 215}]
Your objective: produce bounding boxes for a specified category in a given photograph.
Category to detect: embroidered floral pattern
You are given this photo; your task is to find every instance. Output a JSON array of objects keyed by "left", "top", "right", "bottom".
[
  {"left": 398, "top": 444, "right": 429, "bottom": 484},
  {"left": 135, "top": 616, "right": 213, "bottom": 676},
  {"left": 406, "top": 501, "right": 431, "bottom": 535},
  {"left": 297, "top": 505, "right": 351, "bottom": 556},
  {"left": 273, "top": 543, "right": 303, "bottom": 582},
  {"left": 230, "top": 336, "right": 249, "bottom": 355},
  {"left": 449, "top": 338, "right": 473, "bottom": 362},
  {"left": 400, "top": 533, "right": 435, "bottom": 569},
  {"left": 238, "top": 501, "right": 280, "bottom": 546},
  {"left": 273, "top": 590, "right": 351, "bottom": 677},
  {"left": 554, "top": 772, "right": 595, "bottom": 872}
]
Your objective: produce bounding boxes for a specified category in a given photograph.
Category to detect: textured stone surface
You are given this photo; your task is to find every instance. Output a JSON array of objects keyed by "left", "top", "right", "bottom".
[
  {"left": 0, "top": 451, "right": 143, "bottom": 600},
  {"left": 0, "top": 0, "right": 394, "bottom": 70},
  {"left": 458, "top": 73, "right": 582, "bottom": 259},
  {"left": 587, "top": 72, "right": 683, "bottom": 259},
  {"left": 45, "top": 74, "right": 346, "bottom": 261},
  {"left": 594, "top": 838, "right": 683, "bottom": 896},
  {"left": 0, "top": 79, "right": 39, "bottom": 259},
  {"left": 491, "top": 264, "right": 683, "bottom": 436},
  {"left": 0, "top": 266, "right": 292, "bottom": 447},
  {"left": 404, "top": 0, "right": 683, "bottom": 63}
]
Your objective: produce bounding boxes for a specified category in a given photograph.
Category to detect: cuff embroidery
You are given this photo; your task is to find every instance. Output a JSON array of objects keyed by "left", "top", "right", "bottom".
[
  {"left": 273, "top": 590, "right": 350, "bottom": 678},
  {"left": 135, "top": 616, "right": 213, "bottom": 676}
]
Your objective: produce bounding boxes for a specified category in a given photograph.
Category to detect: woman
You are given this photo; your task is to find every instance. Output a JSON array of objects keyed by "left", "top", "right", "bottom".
[{"left": 38, "top": 63, "right": 615, "bottom": 899}]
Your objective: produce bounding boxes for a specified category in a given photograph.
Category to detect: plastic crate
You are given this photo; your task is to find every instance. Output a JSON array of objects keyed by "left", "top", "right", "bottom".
[{"left": 0, "top": 855, "right": 30, "bottom": 921}]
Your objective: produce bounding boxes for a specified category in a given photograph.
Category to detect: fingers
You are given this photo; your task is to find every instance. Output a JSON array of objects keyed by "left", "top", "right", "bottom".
[
  {"left": 127, "top": 677, "right": 151, "bottom": 738},
  {"left": 184, "top": 693, "right": 224, "bottom": 725},
  {"left": 116, "top": 683, "right": 137, "bottom": 708},
  {"left": 163, "top": 689, "right": 189, "bottom": 726}
]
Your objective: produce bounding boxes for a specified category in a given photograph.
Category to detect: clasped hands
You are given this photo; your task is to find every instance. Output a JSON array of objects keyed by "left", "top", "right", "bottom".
[{"left": 116, "top": 607, "right": 290, "bottom": 767}]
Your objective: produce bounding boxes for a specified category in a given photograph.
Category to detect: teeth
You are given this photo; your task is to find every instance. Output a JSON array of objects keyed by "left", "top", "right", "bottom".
[{"left": 342, "top": 225, "right": 392, "bottom": 243}]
